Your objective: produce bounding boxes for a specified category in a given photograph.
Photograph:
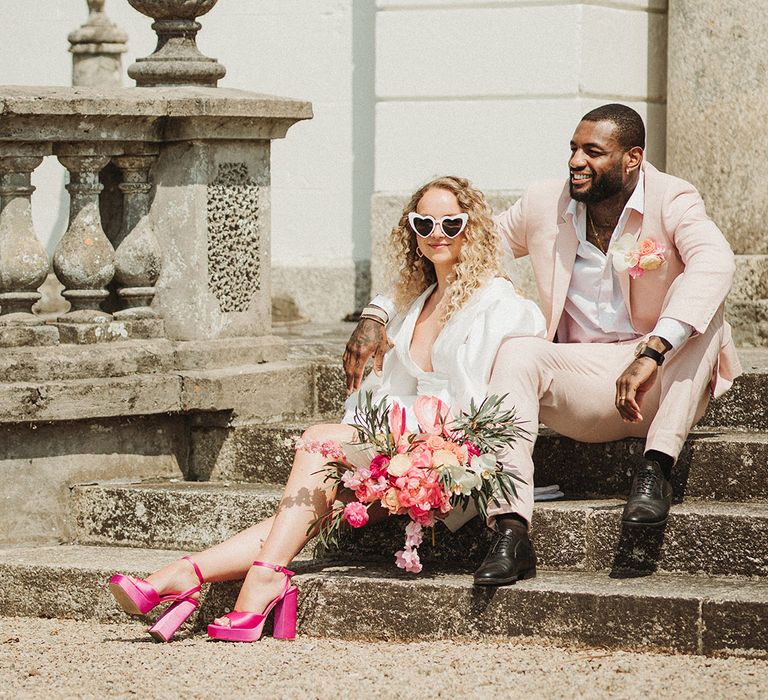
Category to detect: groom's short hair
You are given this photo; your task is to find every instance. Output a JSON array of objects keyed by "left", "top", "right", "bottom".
[{"left": 581, "top": 104, "right": 646, "bottom": 151}]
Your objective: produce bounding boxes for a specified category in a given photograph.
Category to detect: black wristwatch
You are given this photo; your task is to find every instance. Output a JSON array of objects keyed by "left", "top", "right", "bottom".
[{"left": 634, "top": 341, "right": 665, "bottom": 366}]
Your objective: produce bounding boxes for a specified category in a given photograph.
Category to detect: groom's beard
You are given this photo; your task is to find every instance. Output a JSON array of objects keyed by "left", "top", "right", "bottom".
[{"left": 570, "top": 166, "right": 624, "bottom": 203}]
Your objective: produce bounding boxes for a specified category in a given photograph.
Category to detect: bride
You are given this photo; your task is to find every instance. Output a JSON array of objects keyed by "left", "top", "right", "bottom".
[{"left": 108, "top": 175, "right": 546, "bottom": 643}]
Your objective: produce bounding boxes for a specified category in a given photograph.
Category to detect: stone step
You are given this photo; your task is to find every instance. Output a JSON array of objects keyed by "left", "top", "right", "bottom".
[
  {"left": 701, "top": 348, "right": 768, "bottom": 429},
  {"left": 188, "top": 419, "right": 768, "bottom": 503},
  {"left": 728, "top": 299, "right": 768, "bottom": 347},
  {"left": 0, "top": 336, "right": 288, "bottom": 384},
  {"left": 71, "top": 480, "right": 768, "bottom": 577},
  {"left": 0, "top": 544, "right": 765, "bottom": 656},
  {"left": 0, "top": 360, "right": 320, "bottom": 424},
  {"left": 72, "top": 480, "right": 293, "bottom": 552},
  {"left": 534, "top": 429, "right": 768, "bottom": 503}
]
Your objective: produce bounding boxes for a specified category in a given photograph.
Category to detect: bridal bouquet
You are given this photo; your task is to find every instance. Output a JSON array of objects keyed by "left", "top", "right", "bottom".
[{"left": 298, "top": 392, "right": 527, "bottom": 573}]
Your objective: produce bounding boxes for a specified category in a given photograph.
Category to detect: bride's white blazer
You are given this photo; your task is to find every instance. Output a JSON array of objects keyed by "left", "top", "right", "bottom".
[{"left": 343, "top": 277, "right": 546, "bottom": 428}]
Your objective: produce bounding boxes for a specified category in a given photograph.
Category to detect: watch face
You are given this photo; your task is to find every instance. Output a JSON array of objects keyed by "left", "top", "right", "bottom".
[{"left": 634, "top": 341, "right": 646, "bottom": 358}]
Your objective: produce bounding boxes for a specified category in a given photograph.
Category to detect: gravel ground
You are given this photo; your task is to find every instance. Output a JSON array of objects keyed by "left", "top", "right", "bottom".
[{"left": 0, "top": 617, "right": 766, "bottom": 700}]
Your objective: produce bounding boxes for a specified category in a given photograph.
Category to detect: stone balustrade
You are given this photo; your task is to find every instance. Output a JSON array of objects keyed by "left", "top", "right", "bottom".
[{"left": 0, "top": 86, "right": 312, "bottom": 346}]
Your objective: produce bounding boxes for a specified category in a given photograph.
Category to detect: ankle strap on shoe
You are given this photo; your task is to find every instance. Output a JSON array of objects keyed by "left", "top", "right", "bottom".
[
  {"left": 183, "top": 555, "right": 205, "bottom": 584},
  {"left": 252, "top": 560, "right": 295, "bottom": 577}
]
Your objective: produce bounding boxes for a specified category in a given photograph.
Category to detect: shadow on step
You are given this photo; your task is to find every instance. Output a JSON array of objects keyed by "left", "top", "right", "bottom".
[{"left": 608, "top": 522, "right": 668, "bottom": 579}]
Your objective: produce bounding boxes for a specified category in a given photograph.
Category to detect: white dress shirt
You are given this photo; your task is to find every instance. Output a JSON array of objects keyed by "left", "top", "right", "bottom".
[{"left": 557, "top": 178, "right": 690, "bottom": 348}]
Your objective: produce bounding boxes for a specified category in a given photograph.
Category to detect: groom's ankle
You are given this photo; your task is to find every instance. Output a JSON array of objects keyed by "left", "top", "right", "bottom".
[{"left": 496, "top": 512, "right": 529, "bottom": 534}]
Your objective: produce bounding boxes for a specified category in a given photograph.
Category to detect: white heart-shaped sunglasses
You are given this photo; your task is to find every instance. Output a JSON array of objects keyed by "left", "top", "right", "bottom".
[{"left": 407, "top": 212, "right": 469, "bottom": 239}]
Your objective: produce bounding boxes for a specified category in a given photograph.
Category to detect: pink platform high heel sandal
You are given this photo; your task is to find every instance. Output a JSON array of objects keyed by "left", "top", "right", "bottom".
[
  {"left": 207, "top": 560, "right": 298, "bottom": 643},
  {"left": 108, "top": 555, "right": 205, "bottom": 643}
]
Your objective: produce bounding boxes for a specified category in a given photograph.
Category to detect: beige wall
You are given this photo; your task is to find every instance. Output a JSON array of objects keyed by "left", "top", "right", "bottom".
[{"left": 374, "top": 0, "right": 667, "bottom": 193}]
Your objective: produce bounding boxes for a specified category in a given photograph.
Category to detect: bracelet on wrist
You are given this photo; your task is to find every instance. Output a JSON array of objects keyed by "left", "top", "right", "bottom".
[
  {"left": 360, "top": 313, "right": 386, "bottom": 326},
  {"left": 361, "top": 306, "right": 388, "bottom": 325}
]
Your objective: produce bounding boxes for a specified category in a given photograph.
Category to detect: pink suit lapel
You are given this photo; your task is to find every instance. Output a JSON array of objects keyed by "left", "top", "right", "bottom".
[
  {"left": 549, "top": 219, "right": 578, "bottom": 339},
  {"left": 616, "top": 208, "right": 644, "bottom": 323}
]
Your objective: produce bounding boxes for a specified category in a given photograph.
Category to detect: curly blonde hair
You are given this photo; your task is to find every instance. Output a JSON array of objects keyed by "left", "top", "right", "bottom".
[{"left": 387, "top": 176, "right": 504, "bottom": 321}]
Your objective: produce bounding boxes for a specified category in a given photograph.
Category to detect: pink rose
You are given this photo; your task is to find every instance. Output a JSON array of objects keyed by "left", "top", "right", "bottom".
[
  {"left": 409, "top": 448, "right": 433, "bottom": 471},
  {"left": 426, "top": 435, "right": 446, "bottom": 451},
  {"left": 343, "top": 501, "right": 369, "bottom": 528},
  {"left": 638, "top": 238, "right": 657, "bottom": 256},
  {"left": 381, "top": 487, "right": 403, "bottom": 514},
  {"left": 369, "top": 454, "right": 390, "bottom": 479},
  {"left": 408, "top": 507, "right": 436, "bottom": 527}
]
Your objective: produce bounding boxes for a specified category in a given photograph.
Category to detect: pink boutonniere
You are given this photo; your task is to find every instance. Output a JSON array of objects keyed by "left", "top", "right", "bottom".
[{"left": 610, "top": 235, "right": 666, "bottom": 279}]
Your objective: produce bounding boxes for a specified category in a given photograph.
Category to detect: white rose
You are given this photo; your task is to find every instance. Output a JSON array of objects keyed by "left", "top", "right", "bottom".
[{"left": 387, "top": 453, "right": 412, "bottom": 477}]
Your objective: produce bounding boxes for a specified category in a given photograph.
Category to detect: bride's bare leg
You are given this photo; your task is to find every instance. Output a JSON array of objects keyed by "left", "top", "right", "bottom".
[
  {"left": 218, "top": 422, "right": 367, "bottom": 620},
  {"left": 144, "top": 517, "right": 276, "bottom": 596},
  {"left": 145, "top": 422, "right": 364, "bottom": 614}
]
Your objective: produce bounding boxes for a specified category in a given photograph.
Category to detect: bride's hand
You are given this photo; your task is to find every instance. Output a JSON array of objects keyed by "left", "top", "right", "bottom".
[{"left": 343, "top": 318, "right": 391, "bottom": 393}]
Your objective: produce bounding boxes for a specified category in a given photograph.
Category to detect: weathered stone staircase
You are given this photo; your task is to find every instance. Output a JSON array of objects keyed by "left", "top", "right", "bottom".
[{"left": 1, "top": 325, "right": 766, "bottom": 657}]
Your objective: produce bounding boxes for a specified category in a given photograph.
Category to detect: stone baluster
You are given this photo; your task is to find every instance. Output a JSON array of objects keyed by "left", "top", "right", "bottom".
[
  {"left": 53, "top": 148, "right": 116, "bottom": 324},
  {"left": 0, "top": 150, "right": 50, "bottom": 322},
  {"left": 113, "top": 153, "right": 163, "bottom": 328}
]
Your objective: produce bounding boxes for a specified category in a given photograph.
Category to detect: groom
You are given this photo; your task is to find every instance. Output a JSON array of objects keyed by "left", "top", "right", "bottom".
[{"left": 344, "top": 104, "right": 741, "bottom": 586}]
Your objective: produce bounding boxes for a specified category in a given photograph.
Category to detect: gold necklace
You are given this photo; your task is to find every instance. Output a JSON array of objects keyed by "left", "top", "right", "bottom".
[{"left": 587, "top": 211, "right": 610, "bottom": 255}]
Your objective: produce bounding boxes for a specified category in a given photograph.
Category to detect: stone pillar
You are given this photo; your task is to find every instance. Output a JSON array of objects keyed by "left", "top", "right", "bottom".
[
  {"left": 113, "top": 151, "right": 164, "bottom": 333},
  {"left": 53, "top": 147, "right": 116, "bottom": 327},
  {"left": 68, "top": 0, "right": 128, "bottom": 88},
  {"left": 151, "top": 139, "right": 271, "bottom": 340},
  {"left": 667, "top": 0, "right": 768, "bottom": 345},
  {"left": 0, "top": 146, "right": 59, "bottom": 347}
]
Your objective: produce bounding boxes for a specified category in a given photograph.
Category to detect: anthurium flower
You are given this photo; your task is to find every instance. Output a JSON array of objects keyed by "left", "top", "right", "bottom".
[
  {"left": 388, "top": 400, "right": 407, "bottom": 444},
  {"left": 413, "top": 395, "right": 448, "bottom": 435}
]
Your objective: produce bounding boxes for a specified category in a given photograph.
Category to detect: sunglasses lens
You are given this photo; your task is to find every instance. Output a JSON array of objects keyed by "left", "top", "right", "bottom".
[
  {"left": 441, "top": 217, "right": 466, "bottom": 238},
  {"left": 410, "top": 215, "right": 435, "bottom": 237}
]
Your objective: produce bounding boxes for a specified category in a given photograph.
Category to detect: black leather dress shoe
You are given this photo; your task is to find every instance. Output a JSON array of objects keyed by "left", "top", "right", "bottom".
[
  {"left": 473, "top": 524, "right": 537, "bottom": 586},
  {"left": 621, "top": 458, "right": 673, "bottom": 527}
]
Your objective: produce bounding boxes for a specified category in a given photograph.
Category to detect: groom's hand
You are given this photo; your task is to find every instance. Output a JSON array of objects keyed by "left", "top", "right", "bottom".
[
  {"left": 615, "top": 357, "right": 658, "bottom": 423},
  {"left": 343, "top": 318, "right": 391, "bottom": 393}
]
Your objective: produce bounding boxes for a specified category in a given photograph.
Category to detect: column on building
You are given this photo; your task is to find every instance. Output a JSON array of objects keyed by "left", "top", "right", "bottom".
[{"left": 666, "top": 0, "right": 768, "bottom": 346}]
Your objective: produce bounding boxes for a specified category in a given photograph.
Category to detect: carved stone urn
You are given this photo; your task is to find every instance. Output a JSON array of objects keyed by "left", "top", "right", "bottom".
[{"left": 126, "top": 0, "right": 226, "bottom": 87}]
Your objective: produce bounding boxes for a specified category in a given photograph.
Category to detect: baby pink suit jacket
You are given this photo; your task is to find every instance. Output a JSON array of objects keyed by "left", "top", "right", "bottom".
[{"left": 494, "top": 161, "right": 742, "bottom": 398}]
